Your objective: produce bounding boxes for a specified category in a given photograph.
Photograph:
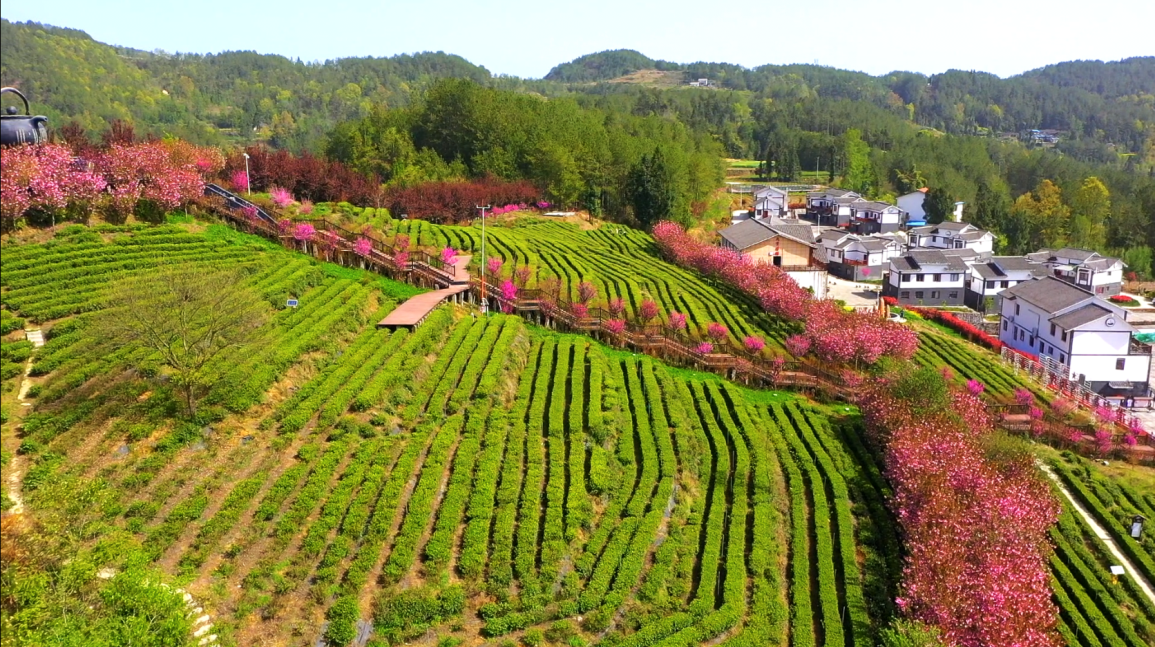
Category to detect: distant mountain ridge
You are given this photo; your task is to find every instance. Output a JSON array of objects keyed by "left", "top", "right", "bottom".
[{"left": 3, "top": 20, "right": 1152, "bottom": 156}]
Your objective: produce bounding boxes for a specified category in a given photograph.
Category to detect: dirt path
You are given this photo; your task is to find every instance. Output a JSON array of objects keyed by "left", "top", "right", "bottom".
[
  {"left": 5, "top": 455, "right": 27, "bottom": 514},
  {"left": 1039, "top": 462, "right": 1155, "bottom": 606}
]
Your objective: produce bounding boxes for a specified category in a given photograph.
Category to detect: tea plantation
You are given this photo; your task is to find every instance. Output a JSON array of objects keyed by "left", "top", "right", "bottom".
[{"left": 1, "top": 218, "right": 1152, "bottom": 647}]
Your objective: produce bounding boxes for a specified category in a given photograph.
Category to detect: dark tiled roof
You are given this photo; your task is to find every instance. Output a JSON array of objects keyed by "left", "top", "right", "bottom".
[
  {"left": 1000, "top": 276, "right": 1094, "bottom": 314},
  {"left": 894, "top": 250, "right": 970, "bottom": 273},
  {"left": 958, "top": 230, "right": 992, "bottom": 241},
  {"left": 1050, "top": 304, "right": 1114, "bottom": 330},
  {"left": 971, "top": 256, "right": 1047, "bottom": 279},
  {"left": 1082, "top": 257, "right": 1124, "bottom": 271},
  {"left": 719, "top": 219, "right": 776, "bottom": 250},
  {"left": 934, "top": 221, "right": 971, "bottom": 231},
  {"left": 768, "top": 223, "right": 818, "bottom": 247},
  {"left": 1052, "top": 247, "right": 1099, "bottom": 262},
  {"left": 720, "top": 220, "right": 817, "bottom": 250}
]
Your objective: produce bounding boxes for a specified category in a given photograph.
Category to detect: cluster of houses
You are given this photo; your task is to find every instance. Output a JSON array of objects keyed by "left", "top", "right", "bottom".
[{"left": 719, "top": 186, "right": 1150, "bottom": 403}]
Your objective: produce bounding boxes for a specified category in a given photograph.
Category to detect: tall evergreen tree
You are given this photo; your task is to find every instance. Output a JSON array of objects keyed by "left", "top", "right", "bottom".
[
  {"left": 627, "top": 147, "right": 677, "bottom": 228},
  {"left": 971, "top": 180, "right": 1010, "bottom": 232},
  {"left": 924, "top": 187, "right": 955, "bottom": 224},
  {"left": 841, "top": 129, "right": 874, "bottom": 194}
]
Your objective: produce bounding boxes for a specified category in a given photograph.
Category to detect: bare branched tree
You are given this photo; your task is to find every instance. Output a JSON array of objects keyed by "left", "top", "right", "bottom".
[{"left": 98, "top": 267, "right": 270, "bottom": 416}]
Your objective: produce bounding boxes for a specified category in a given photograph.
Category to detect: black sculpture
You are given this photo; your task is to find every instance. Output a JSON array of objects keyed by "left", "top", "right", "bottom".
[{"left": 1, "top": 87, "right": 49, "bottom": 146}]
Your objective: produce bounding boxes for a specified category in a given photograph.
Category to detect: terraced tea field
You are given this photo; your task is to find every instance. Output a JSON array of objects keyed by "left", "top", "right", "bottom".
[
  {"left": 1, "top": 223, "right": 898, "bottom": 646},
  {"left": 4, "top": 218, "right": 1152, "bottom": 647}
]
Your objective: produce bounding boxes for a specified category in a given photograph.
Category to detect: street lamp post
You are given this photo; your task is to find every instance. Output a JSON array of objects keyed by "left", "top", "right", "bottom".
[
  {"left": 477, "top": 205, "right": 491, "bottom": 314},
  {"left": 243, "top": 153, "right": 251, "bottom": 197}
]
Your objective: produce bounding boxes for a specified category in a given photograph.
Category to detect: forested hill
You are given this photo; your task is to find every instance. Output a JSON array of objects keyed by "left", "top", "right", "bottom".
[
  {"left": 1, "top": 19, "right": 491, "bottom": 149},
  {"left": 5, "top": 18, "right": 1154, "bottom": 158}
]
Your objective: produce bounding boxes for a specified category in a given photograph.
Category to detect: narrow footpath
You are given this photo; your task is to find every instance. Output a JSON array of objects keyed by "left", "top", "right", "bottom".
[{"left": 1038, "top": 462, "right": 1155, "bottom": 606}]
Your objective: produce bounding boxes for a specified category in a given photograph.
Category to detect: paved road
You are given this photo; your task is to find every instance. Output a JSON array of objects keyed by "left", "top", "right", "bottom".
[{"left": 826, "top": 275, "right": 882, "bottom": 308}]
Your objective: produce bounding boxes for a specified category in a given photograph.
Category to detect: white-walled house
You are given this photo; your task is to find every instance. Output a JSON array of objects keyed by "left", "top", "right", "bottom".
[
  {"left": 999, "top": 277, "right": 1151, "bottom": 399},
  {"left": 908, "top": 222, "right": 995, "bottom": 255},
  {"left": 882, "top": 250, "right": 970, "bottom": 306},
  {"left": 821, "top": 231, "right": 905, "bottom": 281},
  {"left": 753, "top": 185, "right": 790, "bottom": 218},
  {"left": 850, "top": 201, "right": 907, "bottom": 234},
  {"left": 897, "top": 188, "right": 928, "bottom": 223},
  {"left": 965, "top": 256, "right": 1048, "bottom": 312},
  {"left": 806, "top": 189, "right": 863, "bottom": 228},
  {"left": 806, "top": 188, "right": 860, "bottom": 211},
  {"left": 1025, "top": 248, "right": 1125, "bottom": 296}
]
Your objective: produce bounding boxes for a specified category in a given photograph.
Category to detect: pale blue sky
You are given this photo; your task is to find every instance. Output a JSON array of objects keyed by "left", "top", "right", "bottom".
[{"left": 3, "top": 0, "right": 1153, "bottom": 78}]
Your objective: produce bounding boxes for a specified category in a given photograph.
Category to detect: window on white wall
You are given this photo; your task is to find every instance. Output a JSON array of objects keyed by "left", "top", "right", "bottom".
[{"left": 1116, "top": 358, "right": 1125, "bottom": 370}]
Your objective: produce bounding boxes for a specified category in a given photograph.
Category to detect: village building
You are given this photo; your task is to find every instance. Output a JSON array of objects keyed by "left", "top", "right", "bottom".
[
  {"left": 908, "top": 222, "right": 995, "bottom": 255},
  {"left": 752, "top": 185, "right": 790, "bottom": 219},
  {"left": 999, "top": 277, "right": 1151, "bottom": 401},
  {"left": 1025, "top": 248, "right": 1126, "bottom": 296},
  {"left": 897, "top": 188, "right": 929, "bottom": 225},
  {"left": 881, "top": 249, "right": 970, "bottom": 306},
  {"left": 820, "top": 231, "right": 905, "bottom": 281},
  {"left": 718, "top": 217, "right": 829, "bottom": 298},
  {"left": 965, "top": 255, "right": 1048, "bottom": 312}
]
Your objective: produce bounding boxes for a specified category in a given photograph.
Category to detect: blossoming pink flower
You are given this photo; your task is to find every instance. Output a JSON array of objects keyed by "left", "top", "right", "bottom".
[
  {"left": 966, "top": 379, "right": 985, "bottom": 396},
  {"left": 270, "top": 186, "right": 293, "bottom": 207},
  {"left": 298, "top": 200, "right": 314, "bottom": 215},
  {"left": 706, "top": 322, "right": 729, "bottom": 343},
  {"left": 639, "top": 299, "right": 659, "bottom": 323},
  {"left": 577, "top": 281, "right": 598, "bottom": 304},
  {"left": 667, "top": 311, "right": 687, "bottom": 331},
  {"left": 743, "top": 336, "right": 765, "bottom": 354},
  {"left": 607, "top": 297, "right": 625, "bottom": 317},
  {"left": 572, "top": 303, "right": 589, "bottom": 319},
  {"left": 695, "top": 341, "right": 714, "bottom": 354},
  {"left": 500, "top": 280, "right": 518, "bottom": 301},
  {"left": 354, "top": 237, "right": 373, "bottom": 257},
  {"left": 441, "top": 246, "right": 459, "bottom": 265},
  {"left": 605, "top": 319, "right": 626, "bottom": 335},
  {"left": 784, "top": 335, "right": 810, "bottom": 357},
  {"left": 293, "top": 222, "right": 316, "bottom": 241},
  {"left": 231, "top": 169, "right": 249, "bottom": 192},
  {"left": 487, "top": 257, "right": 504, "bottom": 277},
  {"left": 1013, "top": 388, "right": 1034, "bottom": 406}
]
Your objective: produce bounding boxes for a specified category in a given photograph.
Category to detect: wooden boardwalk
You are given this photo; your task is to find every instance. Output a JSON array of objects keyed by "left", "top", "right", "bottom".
[{"left": 378, "top": 256, "right": 471, "bottom": 329}]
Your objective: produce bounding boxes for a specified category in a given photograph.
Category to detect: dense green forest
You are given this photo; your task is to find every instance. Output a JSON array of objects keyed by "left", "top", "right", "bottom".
[{"left": 2, "top": 19, "right": 1154, "bottom": 273}]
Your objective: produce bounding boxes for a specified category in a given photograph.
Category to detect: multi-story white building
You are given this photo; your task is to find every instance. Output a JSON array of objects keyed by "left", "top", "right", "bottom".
[
  {"left": 849, "top": 201, "right": 907, "bottom": 234},
  {"left": 882, "top": 249, "right": 971, "bottom": 306},
  {"left": 752, "top": 185, "right": 790, "bottom": 218},
  {"left": 1025, "top": 247, "right": 1126, "bottom": 296},
  {"left": 908, "top": 222, "right": 995, "bottom": 255},
  {"left": 820, "top": 231, "right": 905, "bottom": 281},
  {"left": 999, "top": 277, "right": 1151, "bottom": 400},
  {"left": 897, "top": 188, "right": 928, "bottom": 224},
  {"left": 965, "top": 256, "right": 1048, "bottom": 312}
]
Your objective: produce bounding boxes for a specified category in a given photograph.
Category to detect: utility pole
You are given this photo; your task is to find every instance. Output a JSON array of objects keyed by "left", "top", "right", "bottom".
[{"left": 477, "top": 205, "right": 491, "bottom": 314}]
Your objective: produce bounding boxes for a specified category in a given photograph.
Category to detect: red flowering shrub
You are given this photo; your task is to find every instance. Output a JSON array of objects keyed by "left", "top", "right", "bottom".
[
  {"left": 862, "top": 368, "right": 1061, "bottom": 647},
  {"left": 653, "top": 221, "right": 916, "bottom": 364},
  {"left": 223, "top": 146, "right": 381, "bottom": 205},
  {"left": 604, "top": 319, "right": 626, "bottom": 335},
  {"left": 385, "top": 177, "right": 540, "bottom": 224}
]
